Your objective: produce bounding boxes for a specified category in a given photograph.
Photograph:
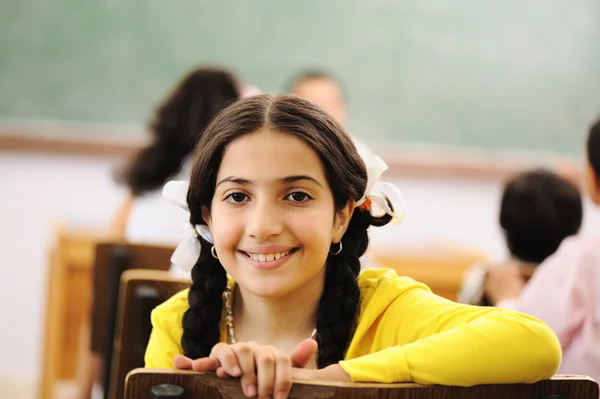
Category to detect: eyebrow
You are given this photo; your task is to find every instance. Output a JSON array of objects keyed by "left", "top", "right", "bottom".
[{"left": 216, "top": 175, "right": 324, "bottom": 189}]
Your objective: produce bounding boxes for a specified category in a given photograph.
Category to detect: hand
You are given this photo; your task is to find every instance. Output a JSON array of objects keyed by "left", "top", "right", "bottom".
[
  {"left": 484, "top": 263, "right": 526, "bottom": 306},
  {"left": 174, "top": 338, "right": 317, "bottom": 399},
  {"left": 292, "top": 364, "right": 351, "bottom": 383}
]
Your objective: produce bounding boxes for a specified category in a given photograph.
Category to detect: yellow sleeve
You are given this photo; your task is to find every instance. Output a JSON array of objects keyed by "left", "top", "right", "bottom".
[
  {"left": 144, "top": 290, "right": 189, "bottom": 369},
  {"left": 339, "top": 281, "right": 561, "bottom": 385}
]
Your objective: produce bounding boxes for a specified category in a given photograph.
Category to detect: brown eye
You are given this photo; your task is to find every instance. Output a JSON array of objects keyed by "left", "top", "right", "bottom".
[
  {"left": 225, "top": 192, "right": 249, "bottom": 203},
  {"left": 285, "top": 192, "right": 312, "bottom": 203}
]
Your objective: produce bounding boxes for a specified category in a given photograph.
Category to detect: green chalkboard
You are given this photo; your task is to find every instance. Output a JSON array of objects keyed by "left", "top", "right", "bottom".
[{"left": 1, "top": 0, "right": 600, "bottom": 154}]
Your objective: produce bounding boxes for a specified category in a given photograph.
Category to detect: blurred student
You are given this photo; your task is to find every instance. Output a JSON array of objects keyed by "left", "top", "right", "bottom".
[
  {"left": 86, "top": 67, "right": 241, "bottom": 399},
  {"left": 486, "top": 117, "right": 600, "bottom": 381},
  {"left": 111, "top": 67, "right": 242, "bottom": 246},
  {"left": 458, "top": 168, "right": 582, "bottom": 306},
  {"left": 288, "top": 70, "right": 346, "bottom": 124}
]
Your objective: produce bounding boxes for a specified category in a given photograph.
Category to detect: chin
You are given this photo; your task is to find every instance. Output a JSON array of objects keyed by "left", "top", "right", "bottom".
[{"left": 242, "top": 276, "right": 293, "bottom": 298}]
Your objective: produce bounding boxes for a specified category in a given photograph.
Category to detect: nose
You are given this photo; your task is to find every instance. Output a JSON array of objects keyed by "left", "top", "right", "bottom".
[{"left": 245, "top": 197, "right": 284, "bottom": 241}]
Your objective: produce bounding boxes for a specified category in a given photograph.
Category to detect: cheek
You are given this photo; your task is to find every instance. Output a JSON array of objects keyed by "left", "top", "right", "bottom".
[
  {"left": 210, "top": 213, "right": 243, "bottom": 250},
  {"left": 289, "top": 209, "right": 335, "bottom": 251}
]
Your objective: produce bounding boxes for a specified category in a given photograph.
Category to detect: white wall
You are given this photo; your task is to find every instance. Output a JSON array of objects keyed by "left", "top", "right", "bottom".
[
  {"left": 0, "top": 152, "right": 127, "bottom": 387},
  {"left": 1, "top": 151, "right": 599, "bottom": 388}
]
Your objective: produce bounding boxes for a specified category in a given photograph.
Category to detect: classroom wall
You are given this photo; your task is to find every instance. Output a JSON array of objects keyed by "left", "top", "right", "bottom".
[{"left": 1, "top": 151, "right": 600, "bottom": 393}]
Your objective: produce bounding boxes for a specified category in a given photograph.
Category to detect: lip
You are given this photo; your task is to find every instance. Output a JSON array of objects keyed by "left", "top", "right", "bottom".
[{"left": 238, "top": 248, "right": 298, "bottom": 270}]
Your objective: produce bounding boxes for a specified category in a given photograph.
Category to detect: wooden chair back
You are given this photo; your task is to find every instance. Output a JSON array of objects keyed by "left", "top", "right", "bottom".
[
  {"left": 108, "top": 270, "right": 190, "bottom": 399},
  {"left": 90, "top": 242, "right": 176, "bottom": 399},
  {"left": 125, "top": 369, "right": 598, "bottom": 399}
]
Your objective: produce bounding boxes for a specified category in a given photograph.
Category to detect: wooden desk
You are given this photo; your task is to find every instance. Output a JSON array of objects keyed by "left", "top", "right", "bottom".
[
  {"left": 371, "top": 244, "right": 488, "bottom": 301},
  {"left": 125, "top": 370, "right": 599, "bottom": 399}
]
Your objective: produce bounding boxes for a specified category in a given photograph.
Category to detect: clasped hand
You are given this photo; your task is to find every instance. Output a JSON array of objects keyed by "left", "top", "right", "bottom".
[{"left": 173, "top": 339, "right": 350, "bottom": 399}]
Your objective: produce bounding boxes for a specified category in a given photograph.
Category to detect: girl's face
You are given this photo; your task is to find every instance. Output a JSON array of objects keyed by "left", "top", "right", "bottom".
[{"left": 202, "top": 129, "right": 352, "bottom": 298}]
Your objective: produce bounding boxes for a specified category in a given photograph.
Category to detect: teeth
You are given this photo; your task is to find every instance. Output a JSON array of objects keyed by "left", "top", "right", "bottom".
[{"left": 249, "top": 250, "right": 291, "bottom": 262}]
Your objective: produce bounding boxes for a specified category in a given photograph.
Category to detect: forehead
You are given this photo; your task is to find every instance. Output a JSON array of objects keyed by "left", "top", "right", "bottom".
[{"left": 216, "top": 129, "right": 327, "bottom": 182}]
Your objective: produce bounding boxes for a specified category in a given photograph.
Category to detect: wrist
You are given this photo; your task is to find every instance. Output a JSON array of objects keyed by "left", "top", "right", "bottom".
[{"left": 320, "top": 364, "right": 351, "bottom": 382}]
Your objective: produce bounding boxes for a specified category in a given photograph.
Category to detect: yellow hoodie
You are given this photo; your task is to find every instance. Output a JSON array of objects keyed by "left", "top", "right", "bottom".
[{"left": 144, "top": 268, "right": 560, "bottom": 385}]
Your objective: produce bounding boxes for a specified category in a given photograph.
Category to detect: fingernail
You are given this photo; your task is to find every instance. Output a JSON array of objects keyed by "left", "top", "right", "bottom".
[
  {"left": 246, "top": 384, "right": 256, "bottom": 397},
  {"left": 232, "top": 365, "right": 241, "bottom": 376},
  {"left": 276, "top": 391, "right": 288, "bottom": 399}
]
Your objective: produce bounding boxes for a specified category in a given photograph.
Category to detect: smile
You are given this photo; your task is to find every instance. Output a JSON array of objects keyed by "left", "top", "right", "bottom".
[
  {"left": 239, "top": 248, "right": 299, "bottom": 270},
  {"left": 247, "top": 250, "right": 291, "bottom": 262}
]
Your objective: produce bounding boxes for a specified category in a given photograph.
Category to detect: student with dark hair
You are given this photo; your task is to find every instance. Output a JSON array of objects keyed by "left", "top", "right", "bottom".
[
  {"left": 288, "top": 70, "right": 346, "bottom": 124},
  {"left": 487, "top": 116, "right": 600, "bottom": 382},
  {"left": 500, "top": 168, "right": 582, "bottom": 263},
  {"left": 83, "top": 68, "right": 242, "bottom": 399},
  {"left": 144, "top": 94, "right": 559, "bottom": 398},
  {"left": 110, "top": 67, "right": 243, "bottom": 245},
  {"left": 459, "top": 168, "right": 582, "bottom": 306}
]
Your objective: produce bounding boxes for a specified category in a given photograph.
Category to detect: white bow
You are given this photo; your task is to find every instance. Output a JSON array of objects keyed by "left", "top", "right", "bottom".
[
  {"left": 162, "top": 181, "right": 213, "bottom": 273},
  {"left": 353, "top": 138, "right": 405, "bottom": 224}
]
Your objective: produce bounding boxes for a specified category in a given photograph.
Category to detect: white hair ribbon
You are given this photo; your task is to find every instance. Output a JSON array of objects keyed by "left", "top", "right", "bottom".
[
  {"left": 162, "top": 180, "right": 213, "bottom": 273},
  {"left": 353, "top": 138, "right": 405, "bottom": 224}
]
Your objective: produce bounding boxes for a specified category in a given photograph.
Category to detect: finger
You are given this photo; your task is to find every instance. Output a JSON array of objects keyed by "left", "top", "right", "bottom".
[
  {"left": 173, "top": 354, "right": 193, "bottom": 369},
  {"left": 290, "top": 338, "right": 318, "bottom": 368},
  {"left": 232, "top": 344, "right": 257, "bottom": 398},
  {"left": 270, "top": 347, "right": 293, "bottom": 399},
  {"left": 255, "top": 347, "right": 276, "bottom": 398},
  {"left": 210, "top": 343, "right": 242, "bottom": 377},
  {"left": 216, "top": 367, "right": 230, "bottom": 378},
  {"left": 190, "top": 357, "right": 220, "bottom": 372}
]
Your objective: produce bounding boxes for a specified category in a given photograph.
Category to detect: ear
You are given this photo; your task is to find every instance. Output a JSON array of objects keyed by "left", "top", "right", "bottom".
[
  {"left": 585, "top": 163, "right": 600, "bottom": 205},
  {"left": 201, "top": 205, "right": 212, "bottom": 229},
  {"left": 332, "top": 201, "right": 355, "bottom": 243}
]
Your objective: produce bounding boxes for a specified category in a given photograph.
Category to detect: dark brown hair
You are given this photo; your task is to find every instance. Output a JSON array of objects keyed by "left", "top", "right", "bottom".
[
  {"left": 500, "top": 168, "right": 582, "bottom": 263},
  {"left": 181, "top": 94, "right": 391, "bottom": 367},
  {"left": 589, "top": 117, "right": 600, "bottom": 179},
  {"left": 120, "top": 67, "right": 240, "bottom": 195}
]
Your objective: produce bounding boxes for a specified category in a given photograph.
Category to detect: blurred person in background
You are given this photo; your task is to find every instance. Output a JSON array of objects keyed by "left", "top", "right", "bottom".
[
  {"left": 458, "top": 168, "right": 582, "bottom": 306},
  {"left": 87, "top": 66, "right": 243, "bottom": 399},
  {"left": 288, "top": 69, "right": 389, "bottom": 270},
  {"left": 288, "top": 69, "right": 346, "bottom": 125},
  {"left": 486, "top": 117, "right": 600, "bottom": 382},
  {"left": 111, "top": 67, "right": 243, "bottom": 246}
]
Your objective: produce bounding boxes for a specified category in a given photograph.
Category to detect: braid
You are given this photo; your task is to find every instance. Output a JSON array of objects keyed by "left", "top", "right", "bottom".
[
  {"left": 316, "top": 251, "right": 360, "bottom": 367},
  {"left": 181, "top": 238, "right": 227, "bottom": 359},
  {"left": 316, "top": 209, "right": 391, "bottom": 367}
]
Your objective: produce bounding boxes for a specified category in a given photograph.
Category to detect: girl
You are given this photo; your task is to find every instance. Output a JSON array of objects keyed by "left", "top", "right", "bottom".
[{"left": 145, "top": 95, "right": 561, "bottom": 399}]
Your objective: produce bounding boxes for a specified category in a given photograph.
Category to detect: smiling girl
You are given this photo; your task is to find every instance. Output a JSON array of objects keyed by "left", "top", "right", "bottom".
[{"left": 144, "top": 95, "right": 561, "bottom": 399}]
